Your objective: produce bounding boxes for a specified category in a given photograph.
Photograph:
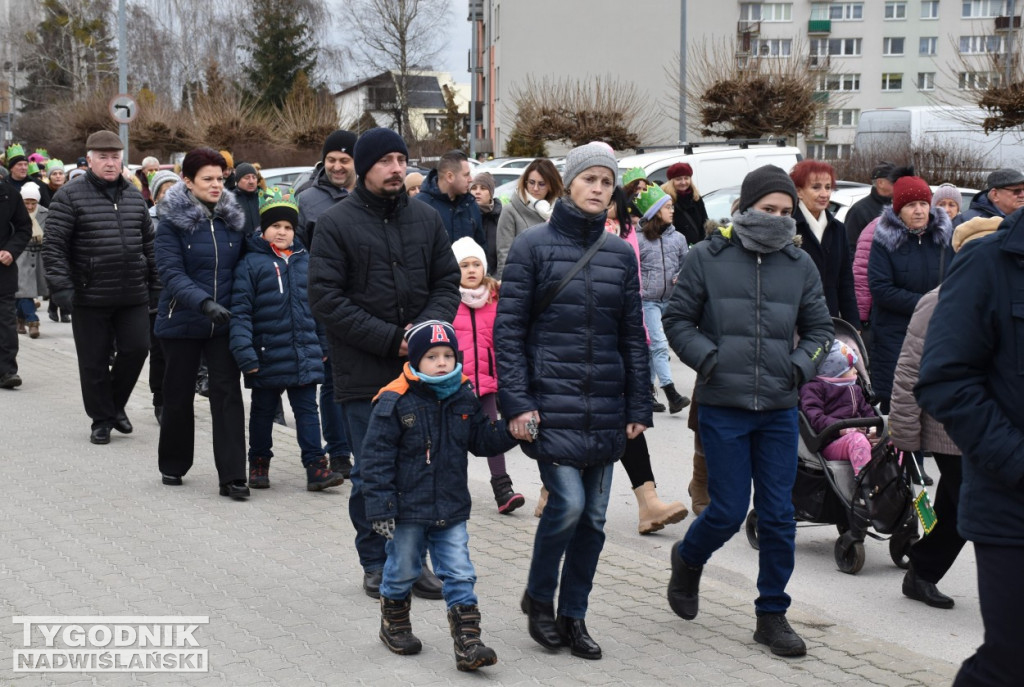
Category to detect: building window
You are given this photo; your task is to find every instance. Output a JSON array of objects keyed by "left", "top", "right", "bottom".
[
  {"left": 917, "top": 72, "right": 936, "bottom": 90},
  {"left": 920, "top": 36, "right": 938, "bottom": 55},
  {"left": 921, "top": 0, "right": 940, "bottom": 18},
  {"left": 881, "top": 73, "right": 904, "bottom": 91},
  {"left": 740, "top": 3, "right": 793, "bottom": 20},
  {"left": 808, "top": 143, "right": 854, "bottom": 159},
  {"left": 739, "top": 3, "right": 761, "bottom": 20},
  {"left": 819, "top": 73, "right": 861, "bottom": 91},
  {"left": 825, "top": 108, "right": 860, "bottom": 126},
  {"left": 828, "top": 2, "right": 864, "bottom": 20},
  {"left": 884, "top": 37, "right": 906, "bottom": 55},
  {"left": 811, "top": 37, "right": 863, "bottom": 56},
  {"left": 960, "top": 35, "right": 1004, "bottom": 53},
  {"left": 756, "top": 38, "right": 793, "bottom": 57},
  {"left": 959, "top": 71, "right": 1000, "bottom": 89},
  {"left": 885, "top": 1, "right": 908, "bottom": 18},
  {"left": 962, "top": 1, "right": 1005, "bottom": 17}
]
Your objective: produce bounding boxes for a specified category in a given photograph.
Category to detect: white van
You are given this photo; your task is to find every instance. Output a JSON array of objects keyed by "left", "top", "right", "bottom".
[
  {"left": 617, "top": 141, "right": 803, "bottom": 195},
  {"left": 854, "top": 106, "right": 1024, "bottom": 172}
]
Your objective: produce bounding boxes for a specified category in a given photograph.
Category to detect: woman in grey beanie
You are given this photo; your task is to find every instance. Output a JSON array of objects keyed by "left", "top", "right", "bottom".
[{"left": 662, "top": 164, "right": 833, "bottom": 658}]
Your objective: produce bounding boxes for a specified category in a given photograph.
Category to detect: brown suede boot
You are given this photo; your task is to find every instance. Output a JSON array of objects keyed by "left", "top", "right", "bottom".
[
  {"left": 634, "top": 481, "right": 688, "bottom": 534},
  {"left": 28, "top": 321, "right": 40, "bottom": 339},
  {"left": 689, "top": 439, "right": 710, "bottom": 516}
]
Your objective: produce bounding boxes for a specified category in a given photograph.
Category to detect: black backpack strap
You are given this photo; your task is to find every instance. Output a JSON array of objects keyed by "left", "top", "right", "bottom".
[{"left": 532, "top": 230, "right": 610, "bottom": 319}]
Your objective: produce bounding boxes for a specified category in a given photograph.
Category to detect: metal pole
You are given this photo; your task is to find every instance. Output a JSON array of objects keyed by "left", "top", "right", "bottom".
[
  {"left": 1008, "top": 0, "right": 1017, "bottom": 88},
  {"left": 679, "top": 0, "right": 687, "bottom": 144},
  {"left": 118, "top": 0, "right": 128, "bottom": 158}
]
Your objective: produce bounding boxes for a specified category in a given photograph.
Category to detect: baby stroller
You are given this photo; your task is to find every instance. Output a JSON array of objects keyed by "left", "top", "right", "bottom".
[{"left": 744, "top": 318, "right": 919, "bottom": 574}]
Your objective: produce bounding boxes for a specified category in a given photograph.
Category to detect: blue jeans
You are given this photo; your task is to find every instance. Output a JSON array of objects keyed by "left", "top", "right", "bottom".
[
  {"left": 249, "top": 385, "right": 323, "bottom": 466},
  {"left": 643, "top": 300, "right": 672, "bottom": 387},
  {"left": 380, "top": 522, "right": 476, "bottom": 607},
  {"left": 679, "top": 405, "right": 798, "bottom": 615},
  {"left": 527, "top": 462, "right": 613, "bottom": 619},
  {"left": 320, "top": 358, "right": 351, "bottom": 459},
  {"left": 16, "top": 298, "right": 38, "bottom": 323},
  {"left": 342, "top": 399, "right": 387, "bottom": 573}
]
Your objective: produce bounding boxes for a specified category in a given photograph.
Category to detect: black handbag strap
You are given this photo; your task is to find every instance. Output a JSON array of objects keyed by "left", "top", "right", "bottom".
[{"left": 532, "top": 230, "right": 610, "bottom": 318}]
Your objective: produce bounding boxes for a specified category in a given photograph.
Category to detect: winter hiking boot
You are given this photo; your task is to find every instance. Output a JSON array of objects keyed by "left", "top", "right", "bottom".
[
  {"left": 329, "top": 453, "right": 353, "bottom": 479},
  {"left": 448, "top": 604, "right": 498, "bottom": 671},
  {"left": 667, "top": 542, "right": 702, "bottom": 620},
  {"left": 249, "top": 457, "right": 270, "bottom": 489},
  {"left": 306, "top": 456, "right": 344, "bottom": 491},
  {"left": 491, "top": 474, "right": 525, "bottom": 514},
  {"left": 634, "top": 481, "right": 688, "bottom": 534},
  {"left": 662, "top": 383, "right": 690, "bottom": 414},
  {"left": 534, "top": 487, "right": 548, "bottom": 518},
  {"left": 753, "top": 613, "right": 807, "bottom": 657},
  {"left": 651, "top": 385, "right": 667, "bottom": 413},
  {"left": 28, "top": 321, "right": 40, "bottom": 339},
  {"left": 379, "top": 596, "right": 422, "bottom": 655},
  {"left": 689, "top": 443, "right": 710, "bottom": 516}
]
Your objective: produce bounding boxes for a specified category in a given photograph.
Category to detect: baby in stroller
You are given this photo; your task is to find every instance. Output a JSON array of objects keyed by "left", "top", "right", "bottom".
[{"left": 800, "top": 340, "right": 878, "bottom": 475}]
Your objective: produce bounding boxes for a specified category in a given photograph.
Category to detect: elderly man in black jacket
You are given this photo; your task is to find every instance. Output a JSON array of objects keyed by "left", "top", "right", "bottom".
[
  {"left": 0, "top": 176, "right": 32, "bottom": 389},
  {"left": 43, "top": 131, "right": 159, "bottom": 444},
  {"left": 308, "top": 127, "right": 461, "bottom": 599}
]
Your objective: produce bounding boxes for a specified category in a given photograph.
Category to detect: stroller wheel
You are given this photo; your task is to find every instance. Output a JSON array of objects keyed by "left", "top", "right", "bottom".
[
  {"left": 889, "top": 531, "right": 919, "bottom": 569},
  {"left": 744, "top": 510, "right": 759, "bottom": 550},
  {"left": 834, "top": 536, "right": 865, "bottom": 574}
]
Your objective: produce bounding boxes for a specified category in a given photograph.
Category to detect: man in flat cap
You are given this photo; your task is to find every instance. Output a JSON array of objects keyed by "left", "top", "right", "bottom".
[
  {"left": 954, "top": 168, "right": 1024, "bottom": 227},
  {"left": 43, "top": 130, "right": 159, "bottom": 444}
]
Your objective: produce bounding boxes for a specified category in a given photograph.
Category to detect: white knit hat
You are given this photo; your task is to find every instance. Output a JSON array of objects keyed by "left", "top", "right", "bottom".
[
  {"left": 452, "top": 237, "right": 487, "bottom": 274},
  {"left": 20, "top": 181, "right": 41, "bottom": 201}
]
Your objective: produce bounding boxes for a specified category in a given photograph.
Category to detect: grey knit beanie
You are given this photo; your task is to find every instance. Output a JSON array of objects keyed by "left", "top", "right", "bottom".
[
  {"left": 235, "top": 162, "right": 258, "bottom": 182},
  {"left": 562, "top": 143, "right": 618, "bottom": 188},
  {"left": 149, "top": 170, "right": 181, "bottom": 199},
  {"left": 738, "top": 165, "right": 799, "bottom": 213},
  {"left": 931, "top": 183, "right": 961, "bottom": 211}
]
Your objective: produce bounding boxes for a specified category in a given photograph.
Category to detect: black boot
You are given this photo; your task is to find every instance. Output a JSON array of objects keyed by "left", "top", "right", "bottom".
[
  {"left": 651, "top": 385, "right": 667, "bottom": 413},
  {"left": 520, "top": 590, "right": 564, "bottom": 649},
  {"left": 491, "top": 474, "right": 525, "bottom": 514},
  {"left": 249, "top": 457, "right": 270, "bottom": 489},
  {"left": 379, "top": 596, "right": 422, "bottom": 655},
  {"left": 753, "top": 613, "right": 807, "bottom": 657},
  {"left": 662, "top": 383, "right": 690, "bottom": 414},
  {"left": 448, "top": 604, "right": 498, "bottom": 671},
  {"left": 667, "top": 541, "right": 702, "bottom": 620},
  {"left": 330, "top": 453, "right": 353, "bottom": 479},
  {"left": 556, "top": 615, "right": 602, "bottom": 660},
  {"left": 306, "top": 456, "right": 344, "bottom": 491},
  {"left": 411, "top": 563, "right": 443, "bottom": 599}
]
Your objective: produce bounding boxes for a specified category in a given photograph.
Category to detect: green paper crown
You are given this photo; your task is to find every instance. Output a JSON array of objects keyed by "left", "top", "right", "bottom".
[
  {"left": 634, "top": 184, "right": 669, "bottom": 218},
  {"left": 259, "top": 186, "right": 298, "bottom": 215},
  {"left": 622, "top": 167, "right": 647, "bottom": 187},
  {"left": 46, "top": 159, "right": 64, "bottom": 173},
  {"left": 26, "top": 162, "right": 39, "bottom": 175},
  {"left": 5, "top": 143, "right": 25, "bottom": 161},
  {"left": 34, "top": 148, "right": 49, "bottom": 160}
]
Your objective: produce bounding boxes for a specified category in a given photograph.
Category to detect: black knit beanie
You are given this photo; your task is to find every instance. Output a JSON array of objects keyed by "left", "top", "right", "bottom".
[
  {"left": 235, "top": 162, "right": 258, "bottom": 181},
  {"left": 321, "top": 129, "right": 358, "bottom": 165},
  {"left": 353, "top": 128, "right": 408, "bottom": 178},
  {"left": 738, "top": 165, "right": 799, "bottom": 213}
]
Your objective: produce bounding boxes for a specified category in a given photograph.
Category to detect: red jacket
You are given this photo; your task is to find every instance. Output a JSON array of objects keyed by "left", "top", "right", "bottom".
[{"left": 454, "top": 295, "right": 499, "bottom": 396}]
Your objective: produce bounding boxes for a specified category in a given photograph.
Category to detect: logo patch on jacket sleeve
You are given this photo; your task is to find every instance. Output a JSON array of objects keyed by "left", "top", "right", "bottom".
[{"left": 401, "top": 413, "right": 416, "bottom": 428}]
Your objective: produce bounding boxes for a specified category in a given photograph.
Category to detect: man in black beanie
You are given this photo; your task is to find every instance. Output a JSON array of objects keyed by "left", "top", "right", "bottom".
[
  {"left": 308, "top": 127, "right": 460, "bottom": 599},
  {"left": 844, "top": 161, "right": 902, "bottom": 252},
  {"left": 296, "top": 129, "right": 358, "bottom": 248}
]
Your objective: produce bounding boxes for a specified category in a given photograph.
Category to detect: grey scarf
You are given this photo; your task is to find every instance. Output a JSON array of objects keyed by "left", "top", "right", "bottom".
[{"left": 730, "top": 208, "right": 797, "bottom": 254}]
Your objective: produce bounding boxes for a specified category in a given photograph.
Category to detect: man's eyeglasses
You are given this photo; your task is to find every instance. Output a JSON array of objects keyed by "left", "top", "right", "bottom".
[{"left": 998, "top": 186, "right": 1024, "bottom": 196}]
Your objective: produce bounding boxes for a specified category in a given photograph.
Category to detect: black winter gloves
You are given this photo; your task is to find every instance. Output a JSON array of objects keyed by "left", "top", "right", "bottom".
[
  {"left": 201, "top": 299, "right": 231, "bottom": 325},
  {"left": 51, "top": 289, "right": 74, "bottom": 311}
]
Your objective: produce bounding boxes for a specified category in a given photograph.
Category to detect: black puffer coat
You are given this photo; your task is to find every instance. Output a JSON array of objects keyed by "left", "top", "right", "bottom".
[
  {"left": 794, "top": 208, "right": 859, "bottom": 326},
  {"left": 663, "top": 225, "right": 834, "bottom": 411},
  {"left": 43, "top": 172, "right": 157, "bottom": 308},
  {"left": 494, "top": 199, "right": 652, "bottom": 467},
  {"left": 308, "top": 183, "right": 461, "bottom": 403},
  {"left": 0, "top": 180, "right": 32, "bottom": 294}
]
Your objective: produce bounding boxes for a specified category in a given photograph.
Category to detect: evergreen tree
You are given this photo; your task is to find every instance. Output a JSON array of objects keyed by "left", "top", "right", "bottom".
[
  {"left": 437, "top": 84, "right": 467, "bottom": 150},
  {"left": 241, "top": 0, "right": 322, "bottom": 110}
]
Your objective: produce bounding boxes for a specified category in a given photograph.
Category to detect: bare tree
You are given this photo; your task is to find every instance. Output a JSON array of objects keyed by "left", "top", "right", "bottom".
[
  {"left": 344, "top": 0, "right": 452, "bottom": 137},
  {"left": 666, "top": 38, "right": 837, "bottom": 141},
  {"left": 934, "top": 32, "right": 1024, "bottom": 134},
  {"left": 505, "top": 75, "right": 658, "bottom": 152}
]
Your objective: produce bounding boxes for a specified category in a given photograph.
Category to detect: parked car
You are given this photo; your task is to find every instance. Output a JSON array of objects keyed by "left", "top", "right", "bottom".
[{"left": 260, "top": 166, "right": 314, "bottom": 191}]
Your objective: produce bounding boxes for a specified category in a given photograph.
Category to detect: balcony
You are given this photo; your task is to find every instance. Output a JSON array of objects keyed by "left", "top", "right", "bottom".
[
  {"left": 808, "top": 19, "right": 832, "bottom": 34},
  {"left": 995, "top": 15, "right": 1022, "bottom": 32},
  {"left": 737, "top": 20, "right": 761, "bottom": 35},
  {"left": 807, "top": 128, "right": 828, "bottom": 142},
  {"left": 807, "top": 54, "right": 831, "bottom": 70},
  {"left": 812, "top": 91, "right": 829, "bottom": 104}
]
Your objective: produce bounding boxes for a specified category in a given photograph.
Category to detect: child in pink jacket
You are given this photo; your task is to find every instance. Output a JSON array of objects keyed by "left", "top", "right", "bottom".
[{"left": 451, "top": 237, "right": 525, "bottom": 514}]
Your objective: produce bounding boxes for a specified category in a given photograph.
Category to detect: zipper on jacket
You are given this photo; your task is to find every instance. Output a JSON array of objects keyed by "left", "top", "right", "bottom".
[
  {"left": 210, "top": 218, "right": 219, "bottom": 337},
  {"left": 584, "top": 248, "right": 593, "bottom": 432},
  {"left": 754, "top": 254, "right": 762, "bottom": 411},
  {"left": 470, "top": 308, "right": 480, "bottom": 392},
  {"left": 660, "top": 239, "right": 668, "bottom": 300}
]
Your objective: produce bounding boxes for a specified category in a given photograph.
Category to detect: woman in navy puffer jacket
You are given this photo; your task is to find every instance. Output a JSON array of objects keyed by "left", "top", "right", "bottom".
[
  {"left": 496, "top": 143, "right": 651, "bottom": 660},
  {"left": 154, "top": 148, "right": 249, "bottom": 499}
]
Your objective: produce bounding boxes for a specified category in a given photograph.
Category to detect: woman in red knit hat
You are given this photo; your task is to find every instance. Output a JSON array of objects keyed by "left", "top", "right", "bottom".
[{"left": 661, "top": 162, "right": 708, "bottom": 246}]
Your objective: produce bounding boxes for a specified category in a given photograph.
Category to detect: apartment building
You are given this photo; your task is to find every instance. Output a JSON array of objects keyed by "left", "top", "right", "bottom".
[{"left": 468, "top": 0, "right": 1024, "bottom": 159}]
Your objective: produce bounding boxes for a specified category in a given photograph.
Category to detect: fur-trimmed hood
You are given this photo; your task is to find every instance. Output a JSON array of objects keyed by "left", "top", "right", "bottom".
[
  {"left": 157, "top": 180, "right": 245, "bottom": 235},
  {"left": 873, "top": 204, "right": 952, "bottom": 253}
]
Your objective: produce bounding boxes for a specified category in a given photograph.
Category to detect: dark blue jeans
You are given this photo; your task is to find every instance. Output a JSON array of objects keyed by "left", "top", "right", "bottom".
[
  {"left": 249, "top": 384, "right": 322, "bottom": 467},
  {"left": 679, "top": 405, "right": 798, "bottom": 615},
  {"left": 527, "top": 462, "right": 613, "bottom": 619},
  {"left": 320, "top": 358, "right": 351, "bottom": 459},
  {"left": 342, "top": 399, "right": 386, "bottom": 573}
]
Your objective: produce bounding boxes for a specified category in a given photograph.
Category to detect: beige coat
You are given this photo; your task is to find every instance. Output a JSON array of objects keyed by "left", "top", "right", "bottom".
[{"left": 888, "top": 286, "right": 960, "bottom": 455}]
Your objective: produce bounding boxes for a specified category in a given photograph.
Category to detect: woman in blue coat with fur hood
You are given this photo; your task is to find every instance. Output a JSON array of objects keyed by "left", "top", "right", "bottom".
[
  {"left": 154, "top": 148, "right": 249, "bottom": 499},
  {"left": 868, "top": 176, "right": 953, "bottom": 413}
]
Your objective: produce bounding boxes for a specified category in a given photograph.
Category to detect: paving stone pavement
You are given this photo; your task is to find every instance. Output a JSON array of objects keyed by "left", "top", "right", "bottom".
[{"left": 1, "top": 332, "right": 960, "bottom": 686}]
